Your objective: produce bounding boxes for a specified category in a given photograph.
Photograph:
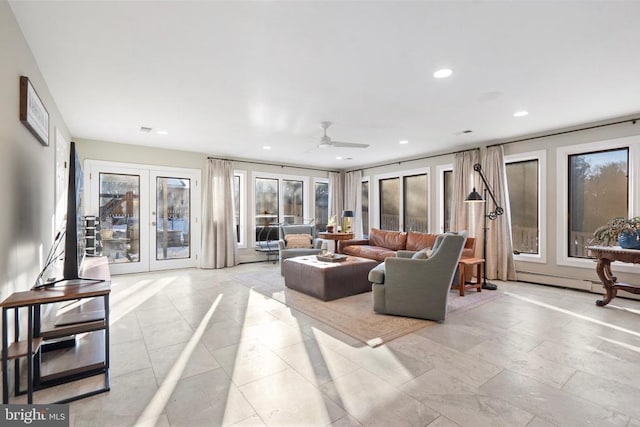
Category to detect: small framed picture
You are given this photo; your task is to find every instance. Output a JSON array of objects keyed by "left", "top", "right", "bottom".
[{"left": 20, "top": 76, "right": 49, "bottom": 146}]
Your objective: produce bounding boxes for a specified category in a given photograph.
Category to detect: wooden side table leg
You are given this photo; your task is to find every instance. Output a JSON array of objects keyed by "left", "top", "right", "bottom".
[
  {"left": 477, "top": 263, "right": 482, "bottom": 292},
  {"left": 458, "top": 262, "right": 465, "bottom": 296}
]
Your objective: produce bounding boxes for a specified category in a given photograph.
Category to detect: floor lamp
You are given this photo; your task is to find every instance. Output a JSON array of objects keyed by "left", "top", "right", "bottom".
[{"left": 464, "top": 163, "right": 503, "bottom": 290}]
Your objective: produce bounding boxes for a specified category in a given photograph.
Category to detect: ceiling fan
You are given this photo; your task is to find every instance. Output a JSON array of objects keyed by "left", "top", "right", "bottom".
[{"left": 317, "top": 121, "right": 369, "bottom": 149}]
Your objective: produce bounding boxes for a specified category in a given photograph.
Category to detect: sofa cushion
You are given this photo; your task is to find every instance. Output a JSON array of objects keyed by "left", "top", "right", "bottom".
[
  {"left": 285, "top": 234, "right": 313, "bottom": 248},
  {"left": 406, "top": 231, "right": 439, "bottom": 251},
  {"left": 368, "top": 228, "right": 407, "bottom": 251},
  {"left": 342, "top": 245, "right": 396, "bottom": 262}
]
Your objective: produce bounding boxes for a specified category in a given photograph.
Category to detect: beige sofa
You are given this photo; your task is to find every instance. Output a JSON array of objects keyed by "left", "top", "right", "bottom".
[{"left": 341, "top": 228, "right": 476, "bottom": 262}]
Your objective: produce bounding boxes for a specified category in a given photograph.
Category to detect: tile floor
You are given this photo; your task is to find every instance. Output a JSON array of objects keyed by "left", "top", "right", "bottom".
[{"left": 29, "top": 263, "right": 640, "bottom": 426}]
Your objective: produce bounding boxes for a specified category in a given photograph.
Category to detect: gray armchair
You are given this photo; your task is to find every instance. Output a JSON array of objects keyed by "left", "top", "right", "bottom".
[
  {"left": 278, "top": 224, "right": 324, "bottom": 274},
  {"left": 368, "top": 233, "right": 465, "bottom": 321}
]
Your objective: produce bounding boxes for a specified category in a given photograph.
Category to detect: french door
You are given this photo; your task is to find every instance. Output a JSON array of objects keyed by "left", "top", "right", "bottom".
[{"left": 86, "top": 161, "right": 200, "bottom": 274}]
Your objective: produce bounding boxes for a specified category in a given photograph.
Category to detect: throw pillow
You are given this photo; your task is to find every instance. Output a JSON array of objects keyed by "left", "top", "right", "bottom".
[
  {"left": 285, "top": 233, "right": 313, "bottom": 249},
  {"left": 411, "top": 248, "right": 431, "bottom": 260}
]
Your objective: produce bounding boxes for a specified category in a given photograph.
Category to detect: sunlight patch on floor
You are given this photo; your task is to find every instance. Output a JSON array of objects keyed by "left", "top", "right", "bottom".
[
  {"left": 598, "top": 336, "right": 640, "bottom": 354},
  {"left": 109, "top": 277, "right": 174, "bottom": 324},
  {"left": 505, "top": 292, "right": 640, "bottom": 338},
  {"left": 134, "top": 294, "right": 223, "bottom": 427}
]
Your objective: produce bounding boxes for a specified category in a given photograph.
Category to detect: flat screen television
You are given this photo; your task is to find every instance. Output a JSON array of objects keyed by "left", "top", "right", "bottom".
[
  {"left": 34, "top": 141, "right": 101, "bottom": 288},
  {"left": 62, "top": 140, "right": 85, "bottom": 280}
]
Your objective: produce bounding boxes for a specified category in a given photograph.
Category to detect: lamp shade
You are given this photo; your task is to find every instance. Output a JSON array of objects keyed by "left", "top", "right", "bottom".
[
  {"left": 464, "top": 188, "right": 485, "bottom": 203},
  {"left": 342, "top": 210, "right": 354, "bottom": 217}
]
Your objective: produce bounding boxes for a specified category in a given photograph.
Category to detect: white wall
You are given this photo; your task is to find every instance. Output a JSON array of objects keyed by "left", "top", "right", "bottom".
[{"left": 0, "top": 2, "right": 72, "bottom": 301}]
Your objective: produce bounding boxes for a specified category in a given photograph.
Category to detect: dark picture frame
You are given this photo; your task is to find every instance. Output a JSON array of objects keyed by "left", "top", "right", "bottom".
[{"left": 19, "top": 76, "right": 49, "bottom": 146}]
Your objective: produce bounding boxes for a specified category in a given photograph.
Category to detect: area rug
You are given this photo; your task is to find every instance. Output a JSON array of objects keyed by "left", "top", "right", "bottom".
[{"left": 231, "top": 269, "right": 502, "bottom": 347}]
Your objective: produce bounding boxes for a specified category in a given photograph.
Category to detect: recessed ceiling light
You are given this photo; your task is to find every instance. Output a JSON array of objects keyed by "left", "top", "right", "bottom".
[
  {"left": 156, "top": 130, "right": 168, "bottom": 135},
  {"left": 513, "top": 110, "right": 529, "bottom": 117},
  {"left": 263, "top": 146, "right": 271, "bottom": 150},
  {"left": 336, "top": 156, "right": 343, "bottom": 160},
  {"left": 433, "top": 68, "right": 453, "bottom": 79},
  {"left": 399, "top": 140, "right": 409, "bottom": 145}
]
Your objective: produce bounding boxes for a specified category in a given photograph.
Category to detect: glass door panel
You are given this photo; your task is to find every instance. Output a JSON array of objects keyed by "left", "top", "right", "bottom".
[
  {"left": 150, "top": 170, "right": 199, "bottom": 270},
  {"left": 99, "top": 173, "right": 141, "bottom": 265},
  {"left": 155, "top": 177, "right": 191, "bottom": 260},
  {"left": 88, "top": 163, "right": 150, "bottom": 275}
]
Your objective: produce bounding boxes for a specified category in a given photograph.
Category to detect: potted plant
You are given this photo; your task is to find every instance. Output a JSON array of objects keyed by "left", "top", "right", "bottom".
[
  {"left": 589, "top": 216, "right": 640, "bottom": 249},
  {"left": 326, "top": 215, "right": 337, "bottom": 233}
]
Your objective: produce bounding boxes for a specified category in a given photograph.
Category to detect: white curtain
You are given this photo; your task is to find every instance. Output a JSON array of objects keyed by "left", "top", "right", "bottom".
[
  {"left": 344, "top": 170, "right": 362, "bottom": 238},
  {"left": 483, "top": 146, "right": 517, "bottom": 281},
  {"left": 329, "top": 171, "right": 344, "bottom": 228},
  {"left": 451, "top": 149, "right": 481, "bottom": 254},
  {"left": 201, "top": 159, "right": 238, "bottom": 269}
]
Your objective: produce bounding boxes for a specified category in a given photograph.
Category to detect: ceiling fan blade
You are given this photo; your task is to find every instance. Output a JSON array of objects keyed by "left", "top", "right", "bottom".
[{"left": 332, "top": 141, "right": 370, "bottom": 148}]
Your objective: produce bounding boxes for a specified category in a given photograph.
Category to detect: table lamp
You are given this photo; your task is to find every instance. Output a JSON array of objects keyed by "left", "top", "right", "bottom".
[{"left": 342, "top": 210, "right": 354, "bottom": 233}]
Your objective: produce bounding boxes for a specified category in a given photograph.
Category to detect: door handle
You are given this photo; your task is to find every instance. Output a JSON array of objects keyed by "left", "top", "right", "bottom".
[{"left": 151, "top": 222, "right": 156, "bottom": 226}]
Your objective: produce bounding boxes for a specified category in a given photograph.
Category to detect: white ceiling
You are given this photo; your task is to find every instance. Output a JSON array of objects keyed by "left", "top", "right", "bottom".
[{"left": 9, "top": 1, "right": 640, "bottom": 170}]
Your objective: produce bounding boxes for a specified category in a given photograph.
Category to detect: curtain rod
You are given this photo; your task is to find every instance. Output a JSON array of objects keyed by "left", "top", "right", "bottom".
[
  {"left": 487, "top": 116, "right": 639, "bottom": 148},
  {"left": 345, "top": 147, "right": 479, "bottom": 173},
  {"left": 207, "top": 156, "right": 341, "bottom": 174}
]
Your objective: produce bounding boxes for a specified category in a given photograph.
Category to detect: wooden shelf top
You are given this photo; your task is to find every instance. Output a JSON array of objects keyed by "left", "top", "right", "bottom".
[
  {"left": 1, "top": 257, "right": 111, "bottom": 308},
  {"left": 7, "top": 338, "right": 43, "bottom": 360}
]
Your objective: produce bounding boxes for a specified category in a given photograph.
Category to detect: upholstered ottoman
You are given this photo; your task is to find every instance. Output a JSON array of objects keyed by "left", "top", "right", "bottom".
[{"left": 283, "top": 256, "right": 379, "bottom": 301}]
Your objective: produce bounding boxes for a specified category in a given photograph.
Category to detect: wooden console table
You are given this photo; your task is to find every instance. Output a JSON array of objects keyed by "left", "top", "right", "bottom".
[
  {"left": 586, "top": 245, "right": 640, "bottom": 306},
  {"left": 1, "top": 256, "right": 111, "bottom": 404}
]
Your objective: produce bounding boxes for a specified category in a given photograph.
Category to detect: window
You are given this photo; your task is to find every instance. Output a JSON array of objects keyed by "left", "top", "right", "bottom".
[
  {"left": 568, "top": 148, "right": 628, "bottom": 258},
  {"left": 379, "top": 177, "right": 400, "bottom": 230},
  {"left": 374, "top": 168, "right": 429, "bottom": 232},
  {"left": 403, "top": 174, "right": 428, "bottom": 232},
  {"left": 443, "top": 170, "right": 453, "bottom": 232},
  {"left": 557, "top": 137, "right": 638, "bottom": 268},
  {"left": 233, "top": 171, "right": 247, "bottom": 247},
  {"left": 283, "top": 179, "right": 303, "bottom": 224},
  {"left": 506, "top": 159, "right": 539, "bottom": 254},
  {"left": 315, "top": 180, "right": 328, "bottom": 232},
  {"left": 255, "top": 177, "right": 279, "bottom": 226},
  {"left": 252, "top": 172, "right": 310, "bottom": 245},
  {"left": 361, "top": 179, "right": 369, "bottom": 236}
]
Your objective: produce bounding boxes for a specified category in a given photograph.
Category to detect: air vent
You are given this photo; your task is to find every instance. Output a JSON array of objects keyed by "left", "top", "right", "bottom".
[{"left": 140, "top": 126, "right": 152, "bottom": 133}]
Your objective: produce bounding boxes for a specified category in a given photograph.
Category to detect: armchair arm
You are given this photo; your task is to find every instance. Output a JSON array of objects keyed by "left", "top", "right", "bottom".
[
  {"left": 396, "top": 250, "right": 416, "bottom": 259},
  {"left": 312, "top": 238, "right": 323, "bottom": 249},
  {"left": 278, "top": 239, "right": 286, "bottom": 250}
]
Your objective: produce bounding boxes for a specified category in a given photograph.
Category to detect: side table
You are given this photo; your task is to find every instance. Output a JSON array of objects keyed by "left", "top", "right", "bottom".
[
  {"left": 453, "top": 257, "right": 484, "bottom": 296},
  {"left": 318, "top": 232, "right": 354, "bottom": 254}
]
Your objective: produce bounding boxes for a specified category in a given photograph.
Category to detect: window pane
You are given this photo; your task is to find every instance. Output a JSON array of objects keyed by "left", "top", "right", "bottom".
[
  {"left": 255, "top": 177, "right": 278, "bottom": 229},
  {"left": 443, "top": 171, "right": 453, "bottom": 232},
  {"left": 403, "top": 174, "right": 428, "bottom": 232},
  {"left": 315, "top": 182, "right": 328, "bottom": 232},
  {"left": 156, "top": 177, "right": 190, "bottom": 260},
  {"left": 362, "top": 181, "right": 369, "bottom": 236},
  {"left": 506, "top": 160, "right": 539, "bottom": 254},
  {"left": 99, "top": 173, "right": 140, "bottom": 264},
  {"left": 234, "top": 175, "right": 240, "bottom": 243},
  {"left": 569, "top": 148, "right": 628, "bottom": 258},
  {"left": 283, "top": 180, "right": 303, "bottom": 224},
  {"left": 380, "top": 177, "right": 400, "bottom": 230}
]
